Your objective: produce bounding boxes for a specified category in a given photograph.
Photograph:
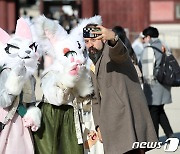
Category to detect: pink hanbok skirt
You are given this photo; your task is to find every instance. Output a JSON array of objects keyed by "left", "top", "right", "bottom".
[{"left": 0, "top": 107, "right": 34, "bottom": 154}]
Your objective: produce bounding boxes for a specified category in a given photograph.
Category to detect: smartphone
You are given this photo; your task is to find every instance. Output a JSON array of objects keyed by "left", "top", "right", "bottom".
[{"left": 83, "top": 27, "right": 101, "bottom": 38}]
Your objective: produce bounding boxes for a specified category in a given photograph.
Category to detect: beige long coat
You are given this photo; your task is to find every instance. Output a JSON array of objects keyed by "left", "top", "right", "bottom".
[{"left": 91, "top": 40, "right": 158, "bottom": 154}]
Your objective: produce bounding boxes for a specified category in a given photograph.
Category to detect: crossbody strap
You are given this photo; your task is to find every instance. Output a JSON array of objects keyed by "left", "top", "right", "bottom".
[
  {"left": 0, "top": 66, "right": 19, "bottom": 124},
  {"left": 3, "top": 96, "right": 20, "bottom": 124},
  {"left": 0, "top": 66, "right": 20, "bottom": 131},
  {"left": 0, "top": 96, "right": 20, "bottom": 132},
  {"left": 146, "top": 45, "right": 163, "bottom": 54},
  {"left": 145, "top": 45, "right": 165, "bottom": 68}
]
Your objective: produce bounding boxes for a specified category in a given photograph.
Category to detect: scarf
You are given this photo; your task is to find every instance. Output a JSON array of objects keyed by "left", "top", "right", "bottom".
[{"left": 141, "top": 43, "right": 155, "bottom": 83}]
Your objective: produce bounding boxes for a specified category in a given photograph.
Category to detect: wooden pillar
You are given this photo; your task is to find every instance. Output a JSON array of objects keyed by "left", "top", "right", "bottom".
[
  {"left": 7, "top": 1, "right": 16, "bottom": 33},
  {"left": 0, "top": 0, "right": 17, "bottom": 33},
  {"left": 81, "top": 0, "right": 94, "bottom": 18},
  {"left": 0, "top": 0, "right": 8, "bottom": 31}
]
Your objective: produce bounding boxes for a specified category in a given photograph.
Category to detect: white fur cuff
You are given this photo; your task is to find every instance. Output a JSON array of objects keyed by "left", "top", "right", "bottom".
[{"left": 24, "top": 106, "right": 42, "bottom": 129}]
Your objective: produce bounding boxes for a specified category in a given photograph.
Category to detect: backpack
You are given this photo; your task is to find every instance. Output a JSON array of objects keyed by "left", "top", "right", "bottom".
[{"left": 149, "top": 46, "right": 180, "bottom": 87}]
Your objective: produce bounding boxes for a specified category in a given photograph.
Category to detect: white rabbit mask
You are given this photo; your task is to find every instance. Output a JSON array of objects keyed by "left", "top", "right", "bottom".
[
  {"left": 33, "top": 16, "right": 86, "bottom": 87},
  {"left": 52, "top": 36, "right": 86, "bottom": 88},
  {"left": 0, "top": 17, "right": 38, "bottom": 77}
]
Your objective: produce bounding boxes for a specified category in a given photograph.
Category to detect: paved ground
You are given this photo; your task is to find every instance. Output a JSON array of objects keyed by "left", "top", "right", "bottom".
[
  {"left": 147, "top": 87, "right": 180, "bottom": 154},
  {"left": 34, "top": 74, "right": 180, "bottom": 154}
]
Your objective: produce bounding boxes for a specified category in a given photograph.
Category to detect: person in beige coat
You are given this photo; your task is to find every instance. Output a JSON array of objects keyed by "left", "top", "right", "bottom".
[{"left": 83, "top": 24, "right": 158, "bottom": 154}]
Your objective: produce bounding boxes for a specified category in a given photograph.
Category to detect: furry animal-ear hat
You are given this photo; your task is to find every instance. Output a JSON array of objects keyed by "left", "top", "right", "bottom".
[{"left": 70, "top": 15, "right": 102, "bottom": 39}]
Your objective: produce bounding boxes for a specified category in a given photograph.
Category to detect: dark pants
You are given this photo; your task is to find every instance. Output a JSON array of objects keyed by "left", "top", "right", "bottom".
[{"left": 148, "top": 105, "right": 173, "bottom": 138}]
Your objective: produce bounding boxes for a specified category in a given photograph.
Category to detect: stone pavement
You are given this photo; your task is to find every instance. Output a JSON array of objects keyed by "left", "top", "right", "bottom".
[{"left": 34, "top": 74, "right": 180, "bottom": 154}]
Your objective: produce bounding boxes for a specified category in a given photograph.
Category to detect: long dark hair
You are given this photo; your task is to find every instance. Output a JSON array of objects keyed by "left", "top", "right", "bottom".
[{"left": 112, "top": 26, "right": 138, "bottom": 65}]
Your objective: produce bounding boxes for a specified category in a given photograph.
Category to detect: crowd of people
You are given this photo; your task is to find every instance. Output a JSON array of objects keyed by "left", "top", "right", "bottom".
[{"left": 0, "top": 12, "right": 176, "bottom": 154}]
